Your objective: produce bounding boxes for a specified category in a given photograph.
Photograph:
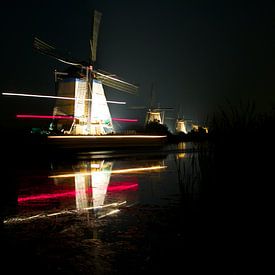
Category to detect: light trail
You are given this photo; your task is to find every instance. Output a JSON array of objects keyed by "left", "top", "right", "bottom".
[
  {"left": 2, "top": 92, "right": 126, "bottom": 104},
  {"left": 98, "top": 209, "right": 120, "bottom": 219},
  {"left": 48, "top": 135, "right": 167, "bottom": 139},
  {"left": 49, "top": 165, "right": 167, "bottom": 179},
  {"left": 16, "top": 114, "right": 75, "bottom": 120},
  {"left": 18, "top": 182, "right": 138, "bottom": 203},
  {"left": 4, "top": 201, "right": 127, "bottom": 224},
  {"left": 16, "top": 114, "right": 138, "bottom": 122},
  {"left": 112, "top": 118, "right": 138, "bottom": 122}
]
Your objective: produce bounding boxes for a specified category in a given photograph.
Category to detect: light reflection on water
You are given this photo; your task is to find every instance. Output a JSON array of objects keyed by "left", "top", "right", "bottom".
[{"left": 2, "top": 142, "right": 201, "bottom": 224}]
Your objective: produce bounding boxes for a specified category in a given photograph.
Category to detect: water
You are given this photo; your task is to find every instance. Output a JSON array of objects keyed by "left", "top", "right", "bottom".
[
  {"left": 1, "top": 143, "right": 193, "bottom": 219},
  {"left": 1, "top": 141, "right": 260, "bottom": 274}
]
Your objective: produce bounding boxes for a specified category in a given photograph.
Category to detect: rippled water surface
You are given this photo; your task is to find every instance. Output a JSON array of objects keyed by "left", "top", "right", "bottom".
[{"left": 0, "top": 142, "right": 246, "bottom": 274}]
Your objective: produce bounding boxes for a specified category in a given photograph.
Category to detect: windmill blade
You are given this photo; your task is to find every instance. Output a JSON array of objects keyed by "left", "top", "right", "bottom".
[
  {"left": 90, "top": 10, "right": 102, "bottom": 63},
  {"left": 100, "top": 77, "right": 138, "bottom": 94},
  {"left": 94, "top": 70, "right": 138, "bottom": 94},
  {"left": 33, "top": 37, "right": 83, "bottom": 67},
  {"left": 149, "top": 82, "right": 155, "bottom": 109},
  {"left": 152, "top": 107, "right": 174, "bottom": 111},
  {"left": 97, "top": 68, "right": 118, "bottom": 77},
  {"left": 127, "top": 106, "right": 147, "bottom": 110}
]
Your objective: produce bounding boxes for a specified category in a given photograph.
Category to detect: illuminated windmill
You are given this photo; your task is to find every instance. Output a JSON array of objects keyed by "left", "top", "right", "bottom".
[
  {"left": 175, "top": 104, "right": 188, "bottom": 134},
  {"left": 128, "top": 83, "right": 172, "bottom": 126},
  {"left": 144, "top": 83, "right": 173, "bottom": 125},
  {"left": 33, "top": 10, "right": 138, "bottom": 135},
  {"left": 175, "top": 118, "right": 188, "bottom": 134}
]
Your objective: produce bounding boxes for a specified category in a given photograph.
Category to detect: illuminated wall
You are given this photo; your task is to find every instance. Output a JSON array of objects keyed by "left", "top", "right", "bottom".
[
  {"left": 175, "top": 119, "right": 187, "bottom": 134},
  {"left": 54, "top": 78, "right": 88, "bottom": 134},
  {"left": 145, "top": 111, "right": 162, "bottom": 124},
  {"left": 89, "top": 79, "right": 114, "bottom": 135}
]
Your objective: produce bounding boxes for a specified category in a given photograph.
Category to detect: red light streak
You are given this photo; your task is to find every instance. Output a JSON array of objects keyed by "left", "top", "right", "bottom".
[
  {"left": 107, "top": 183, "right": 138, "bottom": 192},
  {"left": 18, "top": 191, "right": 77, "bottom": 202},
  {"left": 18, "top": 182, "right": 138, "bottom": 203},
  {"left": 16, "top": 114, "right": 74, "bottom": 120},
  {"left": 112, "top": 118, "right": 138, "bottom": 122}
]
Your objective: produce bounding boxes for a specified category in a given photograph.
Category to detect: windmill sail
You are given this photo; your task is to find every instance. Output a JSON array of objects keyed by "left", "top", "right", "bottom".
[
  {"left": 34, "top": 36, "right": 138, "bottom": 94},
  {"left": 33, "top": 37, "right": 82, "bottom": 67},
  {"left": 90, "top": 10, "right": 102, "bottom": 63},
  {"left": 96, "top": 71, "right": 138, "bottom": 94}
]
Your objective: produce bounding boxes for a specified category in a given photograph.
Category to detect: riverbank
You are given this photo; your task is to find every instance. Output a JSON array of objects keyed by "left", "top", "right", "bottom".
[{"left": 1, "top": 200, "right": 230, "bottom": 274}]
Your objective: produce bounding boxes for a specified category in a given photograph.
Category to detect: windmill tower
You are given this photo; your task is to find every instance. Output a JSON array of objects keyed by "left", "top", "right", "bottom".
[
  {"left": 144, "top": 83, "right": 172, "bottom": 125},
  {"left": 145, "top": 83, "right": 161, "bottom": 124},
  {"left": 175, "top": 104, "right": 188, "bottom": 134},
  {"left": 33, "top": 10, "right": 138, "bottom": 136},
  {"left": 175, "top": 119, "right": 187, "bottom": 134}
]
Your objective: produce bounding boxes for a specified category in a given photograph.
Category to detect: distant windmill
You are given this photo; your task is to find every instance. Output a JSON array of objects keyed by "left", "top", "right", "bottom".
[
  {"left": 128, "top": 82, "right": 173, "bottom": 125},
  {"left": 33, "top": 10, "right": 138, "bottom": 135},
  {"left": 175, "top": 104, "right": 189, "bottom": 134},
  {"left": 164, "top": 104, "right": 191, "bottom": 134}
]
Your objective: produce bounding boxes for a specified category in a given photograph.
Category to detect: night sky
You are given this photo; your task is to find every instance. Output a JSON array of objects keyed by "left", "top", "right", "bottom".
[{"left": 0, "top": 0, "right": 274, "bottom": 131}]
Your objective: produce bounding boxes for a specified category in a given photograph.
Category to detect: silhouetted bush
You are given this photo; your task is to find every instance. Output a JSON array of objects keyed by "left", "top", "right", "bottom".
[{"left": 144, "top": 121, "right": 171, "bottom": 135}]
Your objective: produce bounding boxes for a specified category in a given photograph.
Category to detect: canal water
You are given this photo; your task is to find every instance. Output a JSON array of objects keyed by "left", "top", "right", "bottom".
[
  {"left": 0, "top": 141, "right": 265, "bottom": 274},
  {"left": 1, "top": 142, "right": 198, "bottom": 219}
]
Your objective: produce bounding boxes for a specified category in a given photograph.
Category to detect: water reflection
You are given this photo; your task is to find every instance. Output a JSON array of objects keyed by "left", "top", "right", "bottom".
[
  {"left": 176, "top": 142, "right": 186, "bottom": 159},
  {"left": 4, "top": 156, "right": 168, "bottom": 223},
  {"left": 2, "top": 143, "right": 205, "bottom": 226},
  {"left": 174, "top": 142, "right": 201, "bottom": 199},
  {"left": 1, "top": 143, "right": 216, "bottom": 275}
]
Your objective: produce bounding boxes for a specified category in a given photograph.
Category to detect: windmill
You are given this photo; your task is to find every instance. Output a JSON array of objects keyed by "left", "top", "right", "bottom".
[
  {"left": 175, "top": 118, "right": 188, "bottom": 134},
  {"left": 174, "top": 104, "right": 189, "bottom": 134},
  {"left": 163, "top": 104, "right": 193, "bottom": 134},
  {"left": 33, "top": 10, "right": 138, "bottom": 135},
  {"left": 128, "top": 82, "right": 173, "bottom": 126},
  {"left": 145, "top": 88, "right": 173, "bottom": 125}
]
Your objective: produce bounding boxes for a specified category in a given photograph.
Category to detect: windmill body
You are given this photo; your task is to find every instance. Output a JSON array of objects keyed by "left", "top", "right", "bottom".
[
  {"left": 143, "top": 84, "right": 173, "bottom": 126},
  {"left": 89, "top": 79, "right": 113, "bottom": 135},
  {"left": 145, "top": 107, "right": 174, "bottom": 126},
  {"left": 174, "top": 104, "right": 189, "bottom": 134},
  {"left": 175, "top": 118, "right": 188, "bottom": 134},
  {"left": 53, "top": 77, "right": 90, "bottom": 134},
  {"left": 145, "top": 110, "right": 163, "bottom": 124},
  {"left": 54, "top": 76, "right": 113, "bottom": 135}
]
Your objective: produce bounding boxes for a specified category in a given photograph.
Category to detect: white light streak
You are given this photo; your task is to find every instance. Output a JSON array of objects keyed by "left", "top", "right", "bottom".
[
  {"left": 3, "top": 201, "right": 127, "bottom": 224},
  {"left": 2, "top": 92, "right": 126, "bottom": 104},
  {"left": 82, "top": 201, "right": 126, "bottom": 211},
  {"left": 98, "top": 209, "right": 120, "bottom": 219},
  {"left": 48, "top": 135, "right": 167, "bottom": 139}
]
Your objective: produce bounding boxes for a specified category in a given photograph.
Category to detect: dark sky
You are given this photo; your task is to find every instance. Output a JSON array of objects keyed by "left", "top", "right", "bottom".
[{"left": 0, "top": 0, "right": 274, "bottom": 130}]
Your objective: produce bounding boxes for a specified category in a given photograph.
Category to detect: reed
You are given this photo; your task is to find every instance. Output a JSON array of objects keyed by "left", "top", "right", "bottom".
[{"left": 175, "top": 100, "right": 274, "bottom": 207}]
